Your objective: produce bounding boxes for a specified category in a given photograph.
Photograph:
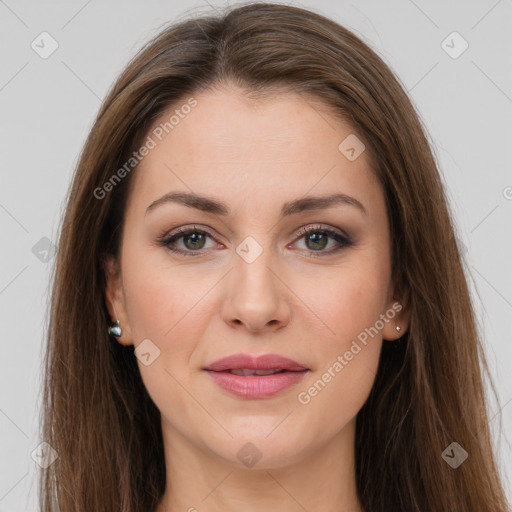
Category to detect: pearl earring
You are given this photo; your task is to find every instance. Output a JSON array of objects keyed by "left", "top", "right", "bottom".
[
  {"left": 108, "top": 319, "right": 122, "bottom": 338},
  {"left": 395, "top": 325, "right": 401, "bottom": 332}
]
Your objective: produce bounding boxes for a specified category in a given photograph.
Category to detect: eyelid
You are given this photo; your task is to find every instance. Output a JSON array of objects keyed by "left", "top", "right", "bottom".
[
  {"left": 157, "top": 223, "right": 353, "bottom": 257},
  {"left": 293, "top": 223, "right": 349, "bottom": 240},
  {"left": 161, "top": 223, "right": 349, "bottom": 242},
  {"left": 156, "top": 224, "right": 219, "bottom": 253},
  {"left": 289, "top": 224, "right": 353, "bottom": 257}
]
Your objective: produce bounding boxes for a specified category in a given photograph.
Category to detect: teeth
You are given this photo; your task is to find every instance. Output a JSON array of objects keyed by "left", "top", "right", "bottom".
[{"left": 229, "top": 369, "right": 285, "bottom": 376}]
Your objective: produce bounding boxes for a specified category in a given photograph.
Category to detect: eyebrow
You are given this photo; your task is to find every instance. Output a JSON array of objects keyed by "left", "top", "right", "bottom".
[{"left": 145, "top": 191, "right": 367, "bottom": 218}]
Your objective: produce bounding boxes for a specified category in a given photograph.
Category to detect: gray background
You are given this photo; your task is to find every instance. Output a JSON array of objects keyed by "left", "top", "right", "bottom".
[{"left": 1, "top": 0, "right": 511, "bottom": 509}]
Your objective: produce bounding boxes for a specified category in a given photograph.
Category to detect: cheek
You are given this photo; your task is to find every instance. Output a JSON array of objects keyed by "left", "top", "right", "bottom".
[
  {"left": 120, "top": 250, "right": 211, "bottom": 425},
  {"left": 120, "top": 246, "right": 218, "bottom": 380},
  {"left": 122, "top": 244, "right": 205, "bottom": 341},
  {"left": 297, "top": 252, "right": 390, "bottom": 349},
  {"left": 124, "top": 268, "right": 174, "bottom": 341},
  {"left": 291, "top": 253, "right": 389, "bottom": 416}
]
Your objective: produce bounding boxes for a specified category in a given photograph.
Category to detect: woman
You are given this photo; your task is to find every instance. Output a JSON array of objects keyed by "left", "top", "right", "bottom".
[{"left": 39, "top": 2, "right": 510, "bottom": 511}]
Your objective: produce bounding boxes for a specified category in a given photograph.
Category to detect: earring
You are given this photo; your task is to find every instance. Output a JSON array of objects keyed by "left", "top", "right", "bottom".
[
  {"left": 108, "top": 320, "right": 122, "bottom": 338},
  {"left": 395, "top": 325, "right": 401, "bottom": 332}
]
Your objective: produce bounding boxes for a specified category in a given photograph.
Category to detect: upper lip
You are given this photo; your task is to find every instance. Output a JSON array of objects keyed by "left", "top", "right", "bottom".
[{"left": 203, "top": 353, "right": 309, "bottom": 372}]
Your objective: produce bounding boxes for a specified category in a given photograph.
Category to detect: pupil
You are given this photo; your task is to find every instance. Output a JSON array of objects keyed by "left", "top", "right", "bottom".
[
  {"left": 184, "top": 233, "right": 205, "bottom": 249},
  {"left": 307, "top": 233, "right": 327, "bottom": 250}
]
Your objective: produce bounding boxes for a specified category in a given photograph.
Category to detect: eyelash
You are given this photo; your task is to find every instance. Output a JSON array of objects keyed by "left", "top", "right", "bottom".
[{"left": 156, "top": 224, "right": 353, "bottom": 258}]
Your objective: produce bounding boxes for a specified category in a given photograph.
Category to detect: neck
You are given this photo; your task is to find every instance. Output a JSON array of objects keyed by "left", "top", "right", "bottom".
[{"left": 154, "top": 417, "right": 364, "bottom": 512}]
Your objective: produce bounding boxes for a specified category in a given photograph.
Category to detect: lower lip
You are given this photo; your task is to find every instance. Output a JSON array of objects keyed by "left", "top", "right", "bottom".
[{"left": 205, "top": 370, "right": 308, "bottom": 399}]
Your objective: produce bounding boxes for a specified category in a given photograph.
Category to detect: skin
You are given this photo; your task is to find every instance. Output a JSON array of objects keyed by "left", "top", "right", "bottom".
[{"left": 104, "top": 83, "right": 409, "bottom": 512}]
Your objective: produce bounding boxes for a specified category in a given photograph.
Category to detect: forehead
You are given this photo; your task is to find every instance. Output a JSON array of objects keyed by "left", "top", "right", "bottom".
[{"left": 126, "top": 85, "right": 384, "bottom": 221}]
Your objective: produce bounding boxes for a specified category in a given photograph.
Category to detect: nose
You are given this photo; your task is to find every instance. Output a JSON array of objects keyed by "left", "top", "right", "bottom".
[{"left": 220, "top": 246, "right": 291, "bottom": 334}]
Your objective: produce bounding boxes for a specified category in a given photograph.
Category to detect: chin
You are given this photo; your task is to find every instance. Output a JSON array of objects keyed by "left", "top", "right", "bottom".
[{"left": 199, "top": 421, "right": 310, "bottom": 469}]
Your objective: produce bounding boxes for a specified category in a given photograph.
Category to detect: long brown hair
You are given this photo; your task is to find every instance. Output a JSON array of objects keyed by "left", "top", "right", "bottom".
[{"left": 39, "top": 3, "right": 510, "bottom": 511}]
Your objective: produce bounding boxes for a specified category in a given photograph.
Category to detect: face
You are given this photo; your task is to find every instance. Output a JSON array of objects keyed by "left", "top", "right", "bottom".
[{"left": 104, "top": 83, "right": 408, "bottom": 469}]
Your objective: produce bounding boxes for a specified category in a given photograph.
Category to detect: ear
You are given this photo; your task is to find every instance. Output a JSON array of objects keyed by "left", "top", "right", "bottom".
[
  {"left": 382, "top": 280, "right": 410, "bottom": 342},
  {"left": 103, "top": 255, "right": 133, "bottom": 346}
]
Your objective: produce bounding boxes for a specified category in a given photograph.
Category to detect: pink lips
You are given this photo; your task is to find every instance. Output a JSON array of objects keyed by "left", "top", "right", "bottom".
[{"left": 203, "top": 353, "right": 309, "bottom": 399}]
